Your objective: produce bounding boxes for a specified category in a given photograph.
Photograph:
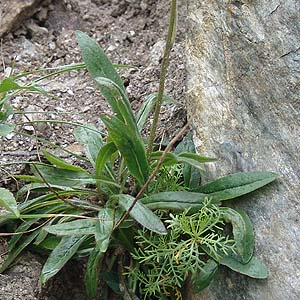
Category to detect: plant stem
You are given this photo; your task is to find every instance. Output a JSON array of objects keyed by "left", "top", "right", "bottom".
[
  {"left": 114, "top": 122, "right": 189, "bottom": 230},
  {"left": 146, "top": 0, "right": 177, "bottom": 159}
]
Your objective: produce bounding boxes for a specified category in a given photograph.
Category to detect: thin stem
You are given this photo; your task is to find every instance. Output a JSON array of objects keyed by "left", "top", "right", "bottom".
[
  {"left": 147, "top": 0, "right": 177, "bottom": 159},
  {"left": 114, "top": 122, "right": 189, "bottom": 230}
]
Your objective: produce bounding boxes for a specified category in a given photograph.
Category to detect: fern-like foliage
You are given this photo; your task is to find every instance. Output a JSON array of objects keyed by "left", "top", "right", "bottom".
[{"left": 130, "top": 199, "right": 236, "bottom": 299}]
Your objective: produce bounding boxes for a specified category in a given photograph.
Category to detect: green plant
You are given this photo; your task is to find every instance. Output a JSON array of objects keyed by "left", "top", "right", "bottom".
[{"left": 0, "top": 1, "right": 278, "bottom": 299}]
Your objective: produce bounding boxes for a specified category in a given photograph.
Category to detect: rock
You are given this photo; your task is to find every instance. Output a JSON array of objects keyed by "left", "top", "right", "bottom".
[
  {"left": 0, "top": 0, "right": 45, "bottom": 37},
  {"left": 187, "top": 1, "right": 300, "bottom": 299},
  {"left": 150, "top": 40, "right": 165, "bottom": 65}
]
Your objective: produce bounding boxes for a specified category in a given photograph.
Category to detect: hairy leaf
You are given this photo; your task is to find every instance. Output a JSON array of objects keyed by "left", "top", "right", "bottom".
[
  {"left": 42, "top": 149, "right": 87, "bottom": 172},
  {"left": 101, "top": 116, "right": 149, "bottom": 185},
  {"left": 136, "top": 93, "right": 174, "bottom": 132},
  {"left": 41, "top": 235, "right": 86, "bottom": 283},
  {"left": 73, "top": 124, "right": 103, "bottom": 166},
  {"left": 45, "top": 219, "right": 97, "bottom": 236},
  {"left": 95, "top": 208, "right": 114, "bottom": 252},
  {"left": 0, "top": 188, "right": 19, "bottom": 217},
  {"left": 0, "top": 124, "right": 14, "bottom": 137},
  {"left": 76, "top": 31, "right": 129, "bottom": 121},
  {"left": 193, "top": 172, "right": 278, "bottom": 202},
  {"left": 221, "top": 255, "right": 268, "bottom": 279},
  {"left": 140, "top": 191, "right": 207, "bottom": 212},
  {"left": 85, "top": 248, "right": 104, "bottom": 300},
  {"left": 192, "top": 259, "right": 218, "bottom": 292},
  {"left": 116, "top": 194, "right": 167, "bottom": 234},
  {"left": 175, "top": 134, "right": 201, "bottom": 189},
  {"left": 221, "top": 208, "right": 254, "bottom": 263}
]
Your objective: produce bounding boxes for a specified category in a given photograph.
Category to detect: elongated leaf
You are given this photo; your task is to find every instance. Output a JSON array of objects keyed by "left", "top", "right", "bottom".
[
  {"left": 85, "top": 248, "right": 104, "bottom": 300},
  {"left": 178, "top": 152, "right": 216, "bottom": 163},
  {"left": 42, "top": 149, "right": 86, "bottom": 172},
  {"left": 95, "top": 142, "right": 117, "bottom": 179},
  {"left": 0, "top": 78, "right": 48, "bottom": 95},
  {"left": 221, "top": 255, "right": 268, "bottom": 279},
  {"left": 8, "top": 219, "right": 37, "bottom": 252},
  {"left": 102, "top": 116, "right": 149, "bottom": 185},
  {"left": 76, "top": 31, "right": 127, "bottom": 120},
  {"left": 32, "top": 164, "right": 96, "bottom": 187},
  {"left": 95, "top": 77, "right": 136, "bottom": 131},
  {"left": 41, "top": 235, "right": 86, "bottom": 283},
  {"left": 192, "top": 259, "right": 218, "bottom": 292},
  {"left": 136, "top": 93, "right": 175, "bottom": 132},
  {"left": 221, "top": 208, "right": 254, "bottom": 263},
  {"left": 95, "top": 208, "right": 114, "bottom": 252},
  {"left": 73, "top": 124, "right": 103, "bottom": 166},
  {"left": 0, "top": 230, "right": 40, "bottom": 272},
  {"left": 44, "top": 219, "right": 97, "bottom": 236},
  {"left": 100, "top": 272, "right": 121, "bottom": 294},
  {"left": 38, "top": 236, "right": 61, "bottom": 250},
  {"left": 193, "top": 172, "right": 279, "bottom": 202},
  {"left": 150, "top": 151, "right": 179, "bottom": 166},
  {"left": 0, "top": 124, "right": 14, "bottom": 137},
  {"left": 116, "top": 195, "right": 167, "bottom": 234},
  {"left": 76, "top": 31, "right": 125, "bottom": 92},
  {"left": 0, "top": 78, "right": 22, "bottom": 93},
  {"left": 0, "top": 188, "right": 19, "bottom": 217},
  {"left": 150, "top": 150, "right": 214, "bottom": 170},
  {"left": 140, "top": 191, "right": 207, "bottom": 212},
  {"left": 174, "top": 134, "right": 201, "bottom": 189}
]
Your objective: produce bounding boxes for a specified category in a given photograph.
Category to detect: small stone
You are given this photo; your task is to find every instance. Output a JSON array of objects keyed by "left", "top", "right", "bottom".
[{"left": 150, "top": 40, "right": 165, "bottom": 65}]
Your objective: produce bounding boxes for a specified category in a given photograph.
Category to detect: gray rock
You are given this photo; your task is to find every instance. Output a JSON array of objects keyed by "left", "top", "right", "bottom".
[
  {"left": 0, "top": 0, "right": 45, "bottom": 37},
  {"left": 187, "top": 1, "right": 300, "bottom": 299}
]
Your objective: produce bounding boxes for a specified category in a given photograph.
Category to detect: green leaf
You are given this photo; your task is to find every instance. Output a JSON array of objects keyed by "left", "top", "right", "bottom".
[
  {"left": 44, "top": 219, "right": 97, "bottom": 236},
  {"left": 0, "top": 77, "right": 48, "bottom": 95},
  {"left": 76, "top": 31, "right": 125, "bottom": 93},
  {"left": 140, "top": 191, "right": 207, "bottom": 212},
  {"left": 32, "top": 164, "right": 96, "bottom": 187},
  {"left": 0, "top": 230, "right": 40, "bottom": 272},
  {"left": 221, "top": 208, "right": 254, "bottom": 263},
  {"left": 0, "top": 124, "right": 14, "bottom": 137},
  {"left": 100, "top": 272, "right": 121, "bottom": 294},
  {"left": 101, "top": 116, "right": 149, "bottom": 185},
  {"left": 42, "top": 149, "right": 87, "bottom": 172},
  {"left": 150, "top": 151, "right": 179, "bottom": 166},
  {"left": 85, "top": 248, "right": 104, "bottom": 300},
  {"left": 41, "top": 235, "right": 86, "bottom": 283},
  {"left": 136, "top": 93, "right": 175, "bottom": 132},
  {"left": 38, "top": 236, "right": 61, "bottom": 250},
  {"left": 116, "top": 194, "right": 167, "bottom": 234},
  {"left": 174, "top": 134, "right": 201, "bottom": 189},
  {"left": 94, "top": 76, "right": 136, "bottom": 131},
  {"left": 193, "top": 172, "right": 279, "bottom": 202},
  {"left": 221, "top": 255, "right": 268, "bottom": 279},
  {"left": 192, "top": 259, "right": 218, "bottom": 292},
  {"left": 0, "top": 188, "right": 20, "bottom": 217},
  {"left": 95, "top": 142, "right": 117, "bottom": 179},
  {"left": 0, "top": 78, "right": 22, "bottom": 93},
  {"left": 8, "top": 220, "right": 37, "bottom": 252},
  {"left": 73, "top": 124, "right": 103, "bottom": 166},
  {"left": 178, "top": 152, "right": 216, "bottom": 163},
  {"left": 95, "top": 208, "right": 114, "bottom": 252},
  {"left": 76, "top": 31, "right": 129, "bottom": 121}
]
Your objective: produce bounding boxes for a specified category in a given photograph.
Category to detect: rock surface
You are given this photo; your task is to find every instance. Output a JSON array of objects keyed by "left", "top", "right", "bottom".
[
  {"left": 0, "top": 0, "right": 45, "bottom": 37},
  {"left": 187, "top": 1, "right": 300, "bottom": 299}
]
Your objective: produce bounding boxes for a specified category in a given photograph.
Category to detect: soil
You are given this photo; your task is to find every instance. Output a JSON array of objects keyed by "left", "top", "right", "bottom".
[{"left": 0, "top": 0, "right": 187, "bottom": 299}]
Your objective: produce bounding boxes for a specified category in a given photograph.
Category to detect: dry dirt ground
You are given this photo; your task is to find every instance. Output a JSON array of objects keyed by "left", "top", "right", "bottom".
[{"left": 0, "top": 0, "right": 187, "bottom": 299}]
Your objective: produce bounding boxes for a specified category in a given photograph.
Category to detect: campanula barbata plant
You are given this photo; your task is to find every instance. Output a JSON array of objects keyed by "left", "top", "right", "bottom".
[{"left": 0, "top": 0, "right": 278, "bottom": 299}]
